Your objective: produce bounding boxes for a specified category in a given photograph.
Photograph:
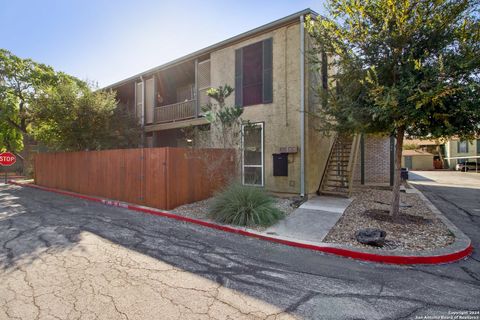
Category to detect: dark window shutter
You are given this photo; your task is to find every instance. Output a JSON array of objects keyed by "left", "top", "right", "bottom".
[
  {"left": 466, "top": 141, "right": 469, "bottom": 153},
  {"left": 262, "top": 38, "right": 273, "bottom": 103},
  {"left": 477, "top": 139, "right": 480, "bottom": 154},
  {"left": 457, "top": 141, "right": 460, "bottom": 153},
  {"left": 321, "top": 51, "right": 328, "bottom": 89},
  {"left": 243, "top": 42, "right": 263, "bottom": 106},
  {"left": 235, "top": 48, "right": 243, "bottom": 107}
]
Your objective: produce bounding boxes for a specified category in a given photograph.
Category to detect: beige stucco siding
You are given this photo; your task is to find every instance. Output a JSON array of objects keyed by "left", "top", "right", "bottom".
[
  {"left": 401, "top": 155, "right": 434, "bottom": 170},
  {"left": 210, "top": 22, "right": 303, "bottom": 194},
  {"left": 304, "top": 34, "right": 336, "bottom": 195},
  {"left": 445, "top": 139, "right": 478, "bottom": 168},
  {"left": 304, "top": 115, "right": 334, "bottom": 194}
]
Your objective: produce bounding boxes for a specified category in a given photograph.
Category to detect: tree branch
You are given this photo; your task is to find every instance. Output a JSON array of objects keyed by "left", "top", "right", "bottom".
[{"left": 4, "top": 117, "right": 26, "bottom": 134}]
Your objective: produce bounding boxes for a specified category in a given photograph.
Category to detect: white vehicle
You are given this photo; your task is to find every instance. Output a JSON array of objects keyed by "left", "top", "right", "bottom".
[{"left": 455, "top": 161, "right": 479, "bottom": 172}]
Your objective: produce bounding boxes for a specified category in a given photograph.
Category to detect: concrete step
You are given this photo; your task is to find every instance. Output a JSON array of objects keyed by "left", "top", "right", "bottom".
[
  {"left": 320, "top": 190, "right": 348, "bottom": 198},
  {"left": 325, "top": 171, "right": 348, "bottom": 176},
  {"left": 319, "top": 190, "right": 349, "bottom": 197},
  {"left": 325, "top": 177, "right": 348, "bottom": 182},
  {"left": 327, "top": 166, "right": 347, "bottom": 175},
  {"left": 324, "top": 184, "right": 348, "bottom": 189}
]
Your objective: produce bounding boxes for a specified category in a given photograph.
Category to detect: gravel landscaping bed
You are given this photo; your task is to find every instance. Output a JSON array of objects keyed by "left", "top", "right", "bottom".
[
  {"left": 171, "top": 196, "right": 295, "bottom": 229},
  {"left": 323, "top": 189, "right": 455, "bottom": 251}
]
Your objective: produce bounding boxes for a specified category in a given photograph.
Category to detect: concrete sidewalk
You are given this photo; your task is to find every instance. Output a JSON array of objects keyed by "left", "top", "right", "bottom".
[{"left": 264, "top": 196, "right": 352, "bottom": 243}]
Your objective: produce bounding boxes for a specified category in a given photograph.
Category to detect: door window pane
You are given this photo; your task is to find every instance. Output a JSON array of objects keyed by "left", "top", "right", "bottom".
[
  {"left": 244, "top": 167, "right": 262, "bottom": 185},
  {"left": 243, "top": 125, "right": 262, "bottom": 165},
  {"left": 242, "top": 123, "right": 263, "bottom": 186}
]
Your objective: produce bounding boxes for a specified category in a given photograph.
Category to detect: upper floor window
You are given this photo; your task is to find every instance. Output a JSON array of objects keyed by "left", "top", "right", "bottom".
[
  {"left": 458, "top": 140, "right": 469, "bottom": 153},
  {"left": 235, "top": 38, "right": 273, "bottom": 107}
]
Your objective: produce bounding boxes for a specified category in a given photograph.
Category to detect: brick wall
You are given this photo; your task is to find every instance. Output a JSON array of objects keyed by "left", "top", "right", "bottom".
[{"left": 353, "top": 135, "right": 391, "bottom": 186}]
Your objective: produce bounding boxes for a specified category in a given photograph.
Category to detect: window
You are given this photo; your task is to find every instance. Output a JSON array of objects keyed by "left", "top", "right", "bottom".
[
  {"left": 235, "top": 38, "right": 273, "bottom": 107},
  {"left": 242, "top": 123, "right": 264, "bottom": 186},
  {"left": 458, "top": 140, "right": 469, "bottom": 153}
]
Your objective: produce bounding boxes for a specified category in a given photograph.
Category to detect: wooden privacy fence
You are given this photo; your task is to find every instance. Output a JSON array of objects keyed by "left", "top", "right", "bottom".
[{"left": 34, "top": 147, "right": 235, "bottom": 210}]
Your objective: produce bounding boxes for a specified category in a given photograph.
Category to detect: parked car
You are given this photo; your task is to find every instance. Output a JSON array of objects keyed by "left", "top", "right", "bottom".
[{"left": 455, "top": 161, "right": 479, "bottom": 171}]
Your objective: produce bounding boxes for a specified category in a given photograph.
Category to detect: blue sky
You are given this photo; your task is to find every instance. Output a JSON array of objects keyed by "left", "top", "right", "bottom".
[{"left": 0, "top": 0, "right": 325, "bottom": 87}]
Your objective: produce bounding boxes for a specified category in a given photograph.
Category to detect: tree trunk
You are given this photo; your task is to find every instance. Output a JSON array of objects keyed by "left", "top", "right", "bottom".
[
  {"left": 389, "top": 126, "right": 405, "bottom": 216},
  {"left": 20, "top": 134, "right": 36, "bottom": 177}
]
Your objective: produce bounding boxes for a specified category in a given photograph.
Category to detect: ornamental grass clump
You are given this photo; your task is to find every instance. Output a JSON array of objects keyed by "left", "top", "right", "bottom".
[{"left": 209, "top": 184, "right": 284, "bottom": 227}]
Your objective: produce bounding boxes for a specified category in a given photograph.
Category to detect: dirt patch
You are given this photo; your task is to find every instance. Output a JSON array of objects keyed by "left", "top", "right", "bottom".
[{"left": 324, "top": 189, "right": 455, "bottom": 251}]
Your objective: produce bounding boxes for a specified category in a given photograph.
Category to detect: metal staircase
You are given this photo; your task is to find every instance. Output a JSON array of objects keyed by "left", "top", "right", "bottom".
[{"left": 317, "top": 135, "right": 359, "bottom": 197}]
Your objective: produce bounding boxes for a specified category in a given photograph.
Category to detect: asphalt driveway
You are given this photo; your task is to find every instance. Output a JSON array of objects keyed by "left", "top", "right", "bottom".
[
  {"left": 409, "top": 170, "right": 480, "bottom": 273},
  {"left": 0, "top": 180, "right": 479, "bottom": 320}
]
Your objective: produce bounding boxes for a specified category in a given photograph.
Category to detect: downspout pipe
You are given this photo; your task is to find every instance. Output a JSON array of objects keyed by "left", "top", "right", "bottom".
[
  {"left": 139, "top": 76, "right": 146, "bottom": 201},
  {"left": 300, "top": 15, "right": 305, "bottom": 197},
  {"left": 140, "top": 76, "right": 145, "bottom": 147}
]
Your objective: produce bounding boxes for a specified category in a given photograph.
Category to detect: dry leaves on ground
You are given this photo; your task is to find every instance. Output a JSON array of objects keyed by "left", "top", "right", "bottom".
[{"left": 324, "top": 189, "right": 455, "bottom": 251}]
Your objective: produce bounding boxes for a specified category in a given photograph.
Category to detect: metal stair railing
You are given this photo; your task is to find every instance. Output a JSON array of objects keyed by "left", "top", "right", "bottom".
[
  {"left": 316, "top": 134, "right": 338, "bottom": 195},
  {"left": 346, "top": 134, "right": 361, "bottom": 196}
]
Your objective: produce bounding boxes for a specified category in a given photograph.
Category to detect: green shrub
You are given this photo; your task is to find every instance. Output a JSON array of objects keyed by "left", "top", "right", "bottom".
[{"left": 209, "top": 184, "right": 284, "bottom": 227}]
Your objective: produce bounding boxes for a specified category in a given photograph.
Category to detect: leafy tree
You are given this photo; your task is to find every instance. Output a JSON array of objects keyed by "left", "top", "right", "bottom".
[
  {"left": 403, "top": 143, "right": 420, "bottom": 151},
  {"left": 0, "top": 86, "right": 23, "bottom": 152},
  {"left": 0, "top": 49, "right": 57, "bottom": 173},
  {"left": 0, "top": 49, "right": 56, "bottom": 138},
  {"left": 31, "top": 77, "right": 141, "bottom": 151},
  {"left": 202, "top": 85, "right": 244, "bottom": 148},
  {"left": 1, "top": 49, "right": 141, "bottom": 154},
  {"left": 307, "top": 0, "right": 480, "bottom": 215},
  {"left": 183, "top": 85, "right": 246, "bottom": 184}
]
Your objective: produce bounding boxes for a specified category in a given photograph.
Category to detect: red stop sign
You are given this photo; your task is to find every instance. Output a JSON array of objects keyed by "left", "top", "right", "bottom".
[{"left": 0, "top": 152, "right": 16, "bottom": 166}]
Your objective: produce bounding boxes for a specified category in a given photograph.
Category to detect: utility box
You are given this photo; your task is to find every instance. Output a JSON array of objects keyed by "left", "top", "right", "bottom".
[{"left": 273, "top": 153, "right": 288, "bottom": 176}]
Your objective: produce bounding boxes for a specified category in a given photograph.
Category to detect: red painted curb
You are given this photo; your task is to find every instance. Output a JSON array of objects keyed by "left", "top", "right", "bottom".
[{"left": 7, "top": 181, "right": 473, "bottom": 265}]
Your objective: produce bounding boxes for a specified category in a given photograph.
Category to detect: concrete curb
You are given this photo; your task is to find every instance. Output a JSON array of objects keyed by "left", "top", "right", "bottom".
[{"left": 7, "top": 181, "right": 472, "bottom": 265}]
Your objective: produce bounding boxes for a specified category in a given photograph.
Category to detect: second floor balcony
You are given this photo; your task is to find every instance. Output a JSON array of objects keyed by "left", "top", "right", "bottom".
[
  {"left": 154, "top": 99, "right": 197, "bottom": 123},
  {"left": 113, "top": 57, "right": 211, "bottom": 127}
]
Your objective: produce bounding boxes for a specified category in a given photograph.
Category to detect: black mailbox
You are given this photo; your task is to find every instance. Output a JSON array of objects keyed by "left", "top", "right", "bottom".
[{"left": 273, "top": 153, "right": 288, "bottom": 176}]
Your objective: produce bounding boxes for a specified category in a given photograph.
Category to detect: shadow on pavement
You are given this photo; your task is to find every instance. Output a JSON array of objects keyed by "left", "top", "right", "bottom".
[
  {"left": 0, "top": 184, "right": 336, "bottom": 316},
  {"left": 408, "top": 172, "right": 436, "bottom": 182},
  {"left": 412, "top": 183, "right": 480, "bottom": 249},
  {"left": 1, "top": 182, "right": 480, "bottom": 318}
]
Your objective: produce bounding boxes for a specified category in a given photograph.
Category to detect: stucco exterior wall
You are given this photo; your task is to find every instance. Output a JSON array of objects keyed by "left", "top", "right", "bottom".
[
  {"left": 445, "top": 139, "right": 479, "bottom": 168},
  {"left": 141, "top": 17, "right": 392, "bottom": 195},
  {"left": 401, "top": 155, "right": 434, "bottom": 170},
  {"left": 304, "top": 34, "right": 335, "bottom": 195},
  {"left": 209, "top": 23, "right": 394, "bottom": 194},
  {"left": 209, "top": 22, "right": 304, "bottom": 194}
]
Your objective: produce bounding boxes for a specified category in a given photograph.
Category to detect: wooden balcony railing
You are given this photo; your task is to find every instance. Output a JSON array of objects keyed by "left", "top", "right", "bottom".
[{"left": 154, "top": 99, "right": 196, "bottom": 124}]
